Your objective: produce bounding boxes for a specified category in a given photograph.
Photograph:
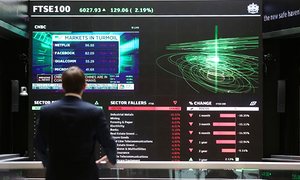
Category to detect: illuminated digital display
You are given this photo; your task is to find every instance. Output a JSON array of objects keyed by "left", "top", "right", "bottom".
[
  {"left": 32, "top": 31, "right": 138, "bottom": 91},
  {"left": 29, "top": 0, "right": 263, "bottom": 162}
]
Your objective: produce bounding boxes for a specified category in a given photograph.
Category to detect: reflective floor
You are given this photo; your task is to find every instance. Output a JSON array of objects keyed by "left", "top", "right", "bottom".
[{"left": 1, "top": 169, "right": 300, "bottom": 179}]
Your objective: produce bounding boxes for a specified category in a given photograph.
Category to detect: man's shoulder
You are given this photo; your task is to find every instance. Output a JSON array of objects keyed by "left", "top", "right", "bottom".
[
  {"left": 76, "top": 101, "right": 104, "bottom": 117},
  {"left": 78, "top": 100, "right": 99, "bottom": 110},
  {"left": 41, "top": 100, "right": 61, "bottom": 110},
  {"left": 41, "top": 98, "right": 100, "bottom": 112}
]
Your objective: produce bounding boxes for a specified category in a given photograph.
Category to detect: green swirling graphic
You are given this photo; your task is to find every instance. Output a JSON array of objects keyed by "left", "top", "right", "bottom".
[{"left": 156, "top": 26, "right": 259, "bottom": 93}]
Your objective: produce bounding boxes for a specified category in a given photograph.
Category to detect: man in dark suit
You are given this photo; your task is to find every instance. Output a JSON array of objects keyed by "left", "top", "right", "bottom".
[{"left": 35, "top": 66, "right": 117, "bottom": 180}]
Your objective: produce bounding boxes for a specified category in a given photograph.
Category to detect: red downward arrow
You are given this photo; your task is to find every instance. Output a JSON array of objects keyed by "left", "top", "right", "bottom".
[
  {"left": 189, "top": 139, "right": 193, "bottom": 143},
  {"left": 189, "top": 122, "right": 193, "bottom": 126},
  {"left": 189, "top": 131, "right": 193, "bottom": 135},
  {"left": 173, "top": 100, "right": 177, "bottom": 105},
  {"left": 189, "top": 113, "right": 193, "bottom": 117},
  {"left": 189, "top": 148, "right": 193, "bottom": 152}
]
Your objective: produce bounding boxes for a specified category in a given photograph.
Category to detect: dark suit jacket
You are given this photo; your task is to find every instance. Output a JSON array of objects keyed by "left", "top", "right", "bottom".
[{"left": 34, "top": 95, "right": 117, "bottom": 180}]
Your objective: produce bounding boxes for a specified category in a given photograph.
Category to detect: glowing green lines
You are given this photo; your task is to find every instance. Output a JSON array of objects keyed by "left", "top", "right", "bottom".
[
  {"left": 214, "top": 25, "right": 219, "bottom": 59},
  {"left": 156, "top": 26, "right": 259, "bottom": 93},
  {"left": 214, "top": 25, "right": 218, "bottom": 93}
]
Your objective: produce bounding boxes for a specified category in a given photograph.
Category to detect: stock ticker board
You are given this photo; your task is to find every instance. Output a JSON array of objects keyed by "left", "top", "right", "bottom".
[{"left": 29, "top": 0, "right": 263, "bottom": 161}]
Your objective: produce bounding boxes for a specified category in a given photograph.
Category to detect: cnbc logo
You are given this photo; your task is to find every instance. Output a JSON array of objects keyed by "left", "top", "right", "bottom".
[{"left": 247, "top": 3, "right": 259, "bottom": 14}]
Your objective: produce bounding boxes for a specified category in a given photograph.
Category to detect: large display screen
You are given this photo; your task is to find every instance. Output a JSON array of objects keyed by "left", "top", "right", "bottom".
[{"left": 29, "top": 0, "right": 263, "bottom": 161}]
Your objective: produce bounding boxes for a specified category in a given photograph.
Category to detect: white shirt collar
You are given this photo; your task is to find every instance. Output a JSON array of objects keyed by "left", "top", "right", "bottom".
[{"left": 65, "top": 93, "right": 82, "bottom": 99}]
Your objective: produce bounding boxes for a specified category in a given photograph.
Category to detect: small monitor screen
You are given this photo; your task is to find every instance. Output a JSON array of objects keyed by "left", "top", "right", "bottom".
[{"left": 32, "top": 31, "right": 139, "bottom": 91}]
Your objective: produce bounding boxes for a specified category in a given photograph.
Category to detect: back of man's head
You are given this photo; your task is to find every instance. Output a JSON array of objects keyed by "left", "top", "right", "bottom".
[{"left": 62, "top": 66, "right": 86, "bottom": 94}]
